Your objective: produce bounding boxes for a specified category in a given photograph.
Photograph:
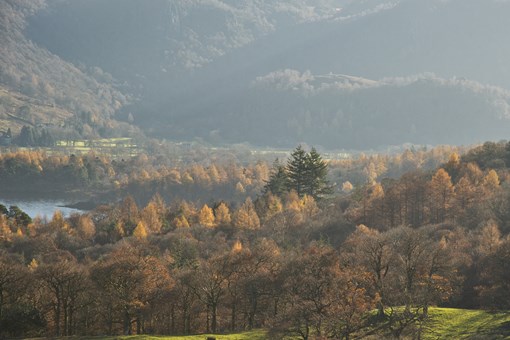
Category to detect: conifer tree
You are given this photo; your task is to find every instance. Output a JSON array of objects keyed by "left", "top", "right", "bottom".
[
  {"left": 305, "top": 147, "right": 333, "bottom": 199},
  {"left": 264, "top": 159, "right": 289, "bottom": 197},
  {"left": 198, "top": 204, "right": 215, "bottom": 228},
  {"left": 215, "top": 202, "right": 231, "bottom": 225},
  {"left": 133, "top": 221, "right": 148, "bottom": 239},
  {"left": 286, "top": 145, "right": 309, "bottom": 197},
  {"left": 286, "top": 146, "right": 332, "bottom": 200}
]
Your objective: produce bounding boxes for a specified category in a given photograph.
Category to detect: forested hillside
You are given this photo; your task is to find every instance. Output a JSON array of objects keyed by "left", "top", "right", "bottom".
[
  {"left": 160, "top": 71, "right": 510, "bottom": 148},
  {"left": 0, "top": 0, "right": 131, "bottom": 139}
]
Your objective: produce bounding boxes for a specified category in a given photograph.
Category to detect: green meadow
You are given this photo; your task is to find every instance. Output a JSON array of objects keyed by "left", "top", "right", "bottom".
[
  {"left": 75, "top": 330, "right": 267, "bottom": 340},
  {"left": 422, "top": 308, "right": 510, "bottom": 339}
]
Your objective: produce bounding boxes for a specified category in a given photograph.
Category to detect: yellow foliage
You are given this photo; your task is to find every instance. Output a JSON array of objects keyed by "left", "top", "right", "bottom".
[
  {"left": 50, "top": 210, "right": 69, "bottom": 231},
  {"left": 342, "top": 181, "right": 354, "bottom": 193},
  {"left": 233, "top": 198, "right": 260, "bottom": 230},
  {"left": 28, "top": 258, "right": 38, "bottom": 271},
  {"left": 236, "top": 181, "right": 246, "bottom": 194},
  {"left": 142, "top": 202, "right": 162, "bottom": 233},
  {"left": 133, "top": 221, "right": 148, "bottom": 239},
  {"left": 16, "top": 227, "right": 24, "bottom": 237},
  {"left": 114, "top": 221, "right": 125, "bottom": 238},
  {"left": 232, "top": 239, "right": 243, "bottom": 252},
  {"left": 483, "top": 170, "right": 500, "bottom": 190},
  {"left": 198, "top": 204, "right": 215, "bottom": 228},
  {"left": 300, "top": 195, "right": 319, "bottom": 218},
  {"left": 77, "top": 215, "right": 96, "bottom": 240},
  {"left": 215, "top": 202, "right": 231, "bottom": 225},
  {"left": 173, "top": 215, "right": 190, "bottom": 228}
]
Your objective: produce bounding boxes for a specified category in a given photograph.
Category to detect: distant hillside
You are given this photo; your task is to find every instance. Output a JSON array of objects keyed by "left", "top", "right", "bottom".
[
  {"left": 148, "top": 71, "right": 510, "bottom": 149},
  {"left": 0, "top": 0, "right": 130, "bottom": 137},
  {"left": 27, "top": 0, "right": 347, "bottom": 79}
]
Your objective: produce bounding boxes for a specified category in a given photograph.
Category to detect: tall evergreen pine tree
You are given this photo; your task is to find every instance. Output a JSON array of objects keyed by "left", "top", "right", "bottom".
[
  {"left": 305, "top": 147, "right": 333, "bottom": 199},
  {"left": 265, "top": 146, "right": 332, "bottom": 200},
  {"left": 286, "top": 145, "right": 309, "bottom": 197},
  {"left": 263, "top": 159, "right": 289, "bottom": 197}
]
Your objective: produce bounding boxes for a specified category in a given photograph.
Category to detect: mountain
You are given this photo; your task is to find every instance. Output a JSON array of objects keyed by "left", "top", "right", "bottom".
[
  {"left": 2, "top": 0, "right": 510, "bottom": 148},
  {"left": 0, "top": 0, "right": 132, "bottom": 139}
]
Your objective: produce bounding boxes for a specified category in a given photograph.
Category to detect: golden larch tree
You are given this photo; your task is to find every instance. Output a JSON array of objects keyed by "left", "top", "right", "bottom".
[
  {"left": 215, "top": 202, "right": 232, "bottom": 225},
  {"left": 141, "top": 202, "right": 163, "bottom": 233},
  {"left": 133, "top": 221, "right": 148, "bottom": 239},
  {"left": 429, "top": 168, "right": 454, "bottom": 224},
  {"left": 198, "top": 204, "right": 215, "bottom": 228},
  {"left": 77, "top": 215, "right": 96, "bottom": 240},
  {"left": 173, "top": 215, "right": 190, "bottom": 228},
  {"left": 233, "top": 198, "right": 260, "bottom": 230}
]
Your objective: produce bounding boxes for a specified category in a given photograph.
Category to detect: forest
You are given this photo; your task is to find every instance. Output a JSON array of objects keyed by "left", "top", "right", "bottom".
[{"left": 1, "top": 141, "right": 510, "bottom": 338}]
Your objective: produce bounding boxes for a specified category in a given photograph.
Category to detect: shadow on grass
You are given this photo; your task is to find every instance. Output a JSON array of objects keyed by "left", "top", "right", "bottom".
[
  {"left": 424, "top": 309, "right": 510, "bottom": 339},
  {"left": 494, "top": 320, "right": 510, "bottom": 335}
]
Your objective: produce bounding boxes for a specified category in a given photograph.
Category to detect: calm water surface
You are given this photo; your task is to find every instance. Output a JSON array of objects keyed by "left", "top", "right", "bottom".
[{"left": 0, "top": 199, "right": 84, "bottom": 218}]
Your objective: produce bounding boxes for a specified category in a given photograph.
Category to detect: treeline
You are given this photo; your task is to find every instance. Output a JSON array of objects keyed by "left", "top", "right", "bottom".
[
  {"left": 0, "top": 143, "right": 461, "bottom": 202},
  {"left": 0, "top": 149, "right": 268, "bottom": 202},
  {"left": 349, "top": 141, "right": 510, "bottom": 232}
]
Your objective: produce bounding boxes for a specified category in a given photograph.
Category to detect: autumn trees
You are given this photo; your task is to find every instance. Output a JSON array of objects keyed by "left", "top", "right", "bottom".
[
  {"left": 273, "top": 243, "right": 374, "bottom": 340},
  {"left": 3, "top": 142, "right": 510, "bottom": 338},
  {"left": 342, "top": 223, "right": 462, "bottom": 338},
  {"left": 36, "top": 252, "right": 89, "bottom": 336}
]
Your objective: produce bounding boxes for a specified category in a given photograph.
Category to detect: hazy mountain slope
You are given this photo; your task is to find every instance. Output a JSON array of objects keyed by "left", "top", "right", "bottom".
[
  {"left": 0, "top": 0, "right": 129, "bottom": 136},
  {"left": 151, "top": 71, "right": 510, "bottom": 149},
  {"left": 27, "top": 0, "right": 347, "bottom": 81}
]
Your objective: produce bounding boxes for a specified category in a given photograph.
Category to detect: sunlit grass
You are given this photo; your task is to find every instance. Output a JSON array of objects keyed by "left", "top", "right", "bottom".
[
  {"left": 75, "top": 330, "right": 268, "bottom": 340},
  {"left": 422, "top": 308, "right": 510, "bottom": 339}
]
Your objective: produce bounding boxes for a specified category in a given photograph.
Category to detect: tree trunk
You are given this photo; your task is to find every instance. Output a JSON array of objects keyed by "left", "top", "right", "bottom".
[
  {"left": 136, "top": 313, "right": 141, "bottom": 334},
  {"left": 63, "top": 299, "right": 68, "bottom": 336},
  {"left": 123, "top": 308, "right": 131, "bottom": 335},
  {"left": 108, "top": 305, "right": 113, "bottom": 335},
  {"left": 211, "top": 303, "right": 218, "bottom": 333},
  {"left": 186, "top": 314, "right": 191, "bottom": 334},
  {"left": 55, "top": 295, "right": 61, "bottom": 336},
  {"left": 274, "top": 298, "right": 278, "bottom": 317},
  {"left": 0, "top": 290, "right": 3, "bottom": 323},
  {"left": 248, "top": 291, "right": 258, "bottom": 329},
  {"left": 231, "top": 300, "right": 237, "bottom": 331},
  {"left": 170, "top": 304, "right": 175, "bottom": 334},
  {"left": 206, "top": 305, "right": 210, "bottom": 333},
  {"left": 377, "top": 301, "right": 385, "bottom": 318}
]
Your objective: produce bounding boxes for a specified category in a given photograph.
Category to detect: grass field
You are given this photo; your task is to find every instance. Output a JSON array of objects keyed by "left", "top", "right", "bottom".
[
  {"left": 77, "top": 330, "right": 267, "bottom": 340},
  {"left": 422, "top": 308, "right": 510, "bottom": 339}
]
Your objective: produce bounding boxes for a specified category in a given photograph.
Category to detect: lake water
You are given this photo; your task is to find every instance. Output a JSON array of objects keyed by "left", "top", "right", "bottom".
[{"left": 0, "top": 199, "right": 84, "bottom": 218}]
